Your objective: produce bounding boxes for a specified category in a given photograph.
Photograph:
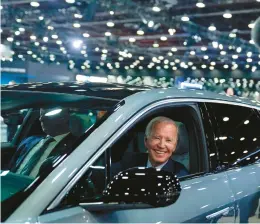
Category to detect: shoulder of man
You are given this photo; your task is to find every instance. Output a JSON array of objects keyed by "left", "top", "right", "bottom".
[{"left": 167, "top": 158, "right": 189, "bottom": 177}]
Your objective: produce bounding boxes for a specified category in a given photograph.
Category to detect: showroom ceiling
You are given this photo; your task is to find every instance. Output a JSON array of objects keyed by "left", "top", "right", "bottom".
[{"left": 1, "top": 0, "right": 260, "bottom": 73}]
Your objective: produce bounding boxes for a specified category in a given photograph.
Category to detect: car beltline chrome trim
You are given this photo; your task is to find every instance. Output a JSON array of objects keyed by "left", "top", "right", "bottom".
[
  {"left": 47, "top": 98, "right": 259, "bottom": 210},
  {"left": 206, "top": 206, "right": 233, "bottom": 219}
]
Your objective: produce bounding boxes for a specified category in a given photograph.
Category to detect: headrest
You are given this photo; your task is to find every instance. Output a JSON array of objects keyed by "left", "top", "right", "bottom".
[{"left": 174, "top": 122, "right": 189, "bottom": 155}]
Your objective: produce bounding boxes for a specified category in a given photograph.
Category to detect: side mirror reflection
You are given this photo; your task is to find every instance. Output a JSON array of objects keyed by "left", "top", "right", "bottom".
[{"left": 103, "top": 167, "right": 181, "bottom": 207}]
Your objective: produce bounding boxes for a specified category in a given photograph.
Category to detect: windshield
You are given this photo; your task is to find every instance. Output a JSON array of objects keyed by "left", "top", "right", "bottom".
[{"left": 1, "top": 92, "right": 120, "bottom": 220}]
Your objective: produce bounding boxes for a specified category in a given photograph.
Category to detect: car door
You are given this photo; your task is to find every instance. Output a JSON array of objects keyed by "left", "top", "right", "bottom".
[
  {"left": 37, "top": 100, "right": 236, "bottom": 223},
  {"left": 201, "top": 102, "right": 260, "bottom": 223}
]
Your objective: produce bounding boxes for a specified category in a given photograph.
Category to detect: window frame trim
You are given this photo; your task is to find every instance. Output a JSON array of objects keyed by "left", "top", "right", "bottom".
[{"left": 46, "top": 98, "right": 259, "bottom": 211}]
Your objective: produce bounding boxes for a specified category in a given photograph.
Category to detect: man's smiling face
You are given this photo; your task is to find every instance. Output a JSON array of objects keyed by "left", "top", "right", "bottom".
[{"left": 145, "top": 121, "right": 178, "bottom": 167}]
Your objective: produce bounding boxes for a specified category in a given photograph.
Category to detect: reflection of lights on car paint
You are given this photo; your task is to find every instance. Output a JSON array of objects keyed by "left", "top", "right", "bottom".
[
  {"left": 198, "top": 187, "right": 207, "bottom": 191},
  {"left": 0, "top": 170, "right": 10, "bottom": 176},
  {"left": 210, "top": 153, "right": 215, "bottom": 157},
  {"left": 45, "top": 109, "right": 62, "bottom": 116},
  {"left": 223, "top": 117, "right": 229, "bottom": 121},
  {"left": 231, "top": 151, "right": 235, "bottom": 155},
  {"left": 253, "top": 138, "right": 257, "bottom": 141},
  {"left": 135, "top": 173, "right": 146, "bottom": 175},
  {"left": 243, "top": 150, "right": 248, "bottom": 154},
  {"left": 244, "top": 120, "right": 249, "bottom": 125},
  {"left": 219, "top": 136, "right": 227, "bottom": 140},
  {"left": 240, "top": 137, "right": 245, "bottom": 141},
  {"left": 246, "top": 157, "right": 250, "bottom": 160}
]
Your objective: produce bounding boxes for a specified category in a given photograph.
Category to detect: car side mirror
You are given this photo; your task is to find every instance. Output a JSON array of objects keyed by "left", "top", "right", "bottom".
[{"left": 103, "top": 167, "right": 181, "bottom": 207}]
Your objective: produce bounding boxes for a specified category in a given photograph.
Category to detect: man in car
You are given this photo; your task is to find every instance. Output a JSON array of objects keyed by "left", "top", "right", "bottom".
[
  {"left": 9, "top": 107, "right": 77, "bottom": 177},
  {"left": 117, "top": 116, "right": 189, "bottom": 177}
]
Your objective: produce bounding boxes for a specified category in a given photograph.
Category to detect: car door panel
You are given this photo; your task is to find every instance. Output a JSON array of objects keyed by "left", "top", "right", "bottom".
[
  {"left": 38, "top": 172, "right": 235, "bottom": 223},
  {"left": 226, "top": 163, "right": 260, "bottom": 223}
]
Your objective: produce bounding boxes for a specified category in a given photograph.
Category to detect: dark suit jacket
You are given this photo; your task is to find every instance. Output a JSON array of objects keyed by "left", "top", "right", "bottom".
[
  {"left": 9, "top": 133, "right": 77, "bottom": 173},
  {"left": 112, "top": 152, "right": 189, "bottom": 178}
]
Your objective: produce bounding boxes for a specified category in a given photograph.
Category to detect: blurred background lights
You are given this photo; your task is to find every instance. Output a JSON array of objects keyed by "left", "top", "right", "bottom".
[
  {"left": 73, "top": 40, "right": 83, "bottom": 49},
  {"left": 30, "top": 1, "right": 40, "bottom": 7}
]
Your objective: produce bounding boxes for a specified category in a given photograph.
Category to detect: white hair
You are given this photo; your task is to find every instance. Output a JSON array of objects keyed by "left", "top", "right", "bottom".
[{"left": 145, "top": 116, "right": 178, "bottom": 140}]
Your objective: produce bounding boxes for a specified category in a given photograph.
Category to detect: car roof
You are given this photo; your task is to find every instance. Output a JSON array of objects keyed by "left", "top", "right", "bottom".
[
  {"left": 1, "top": 81, "right": 150, "bottom": 100},
  {"left": 126, "top": 87, "right": 260, "bottom": 109},
  {"left": 1, "top": 81, "right": 259, "bottom": 110}
]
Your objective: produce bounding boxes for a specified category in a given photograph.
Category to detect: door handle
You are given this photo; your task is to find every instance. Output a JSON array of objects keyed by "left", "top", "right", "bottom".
[{"left": 206, "top": 207, "right": 234, "bottom": 220}]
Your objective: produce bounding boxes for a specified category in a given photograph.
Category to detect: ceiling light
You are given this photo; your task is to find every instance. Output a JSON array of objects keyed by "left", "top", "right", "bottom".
[
  {"left": 73, "top": 23, "right": 81, "bottom": 28},
  {"left": 0, "top": 5, "right": 2, "bottom": 10},
  {"left": 47, "top": 26, "right": 54, "bottom": 30},
  {"left": 171, "top": 47, "right": 178, "bottom": 52},
  {"left": 109, "top": 11, "right": 114, "bottom": 15},
  {"left": 51, "top": 34, "right": 58, "bottom": 39},
  {"left": 211, "top": 61, "right": 216, "bottom": 66},
  {"left": 148, "top": 21, "right": 154, "bottom": 28},
  {"left": 7, "top": 37, "right": 14, "bottom": 42},
  {"left": 152, "top": 6, "right": 161, "bottom": 12},
  {"left": 232, "top": 55, "right": 238, "bottom": 59},
  {"left": 56, "top": 40, "right": 62, "bottom": 45},
  {"left": 219, "top": 44, "right": 223, "bottom": 50},
  {"left": 34, "top": 42, "right": 40, "bottom": 46},
  {"left": 65, "top": 0, "right": 75, "bottom": 3},
  {"left": 30, "top": 35, "right": 37, "bottom": 40},
  {"left": 73, "top": 39, "right": 83, "bottom": 49},
  {"left": 223, "top": 11, "right": 232, "bottom": 19},
  {"left": 249, "top": 39, "right": 255, "bottom": 44},
  {"left": 212, "top": 41, "right": 218, "bottom": 48},
  {"left": 153, "top": 43, "right": 159, "bottom": 48},
  {"left": 16, "top": 18, "right": 22, "bottom": 23},
  {"left": 204, "top": 55, "right": 209, "bottom": 60},
  {"left": 105, "top": 32, "right": 111, "bottom": 36},
  {"left": 15, "top": 42, "right": 20, "bottom": 46},
  {"left": 208, "top": 24, "right": 216, "bottom": 31},
  {"left": 229, "top": 33, "right": 236, "bottom": 38},
  {"left": 102, "top": 49, "right": 108, "bottom": 54},
  {"left": 160, "top": 36, "right": 167, "bottom": 41},
  {"left": 82, "top": 33, "right": 90, "bottom": 38},
  {"left": 39, "top": 16, "right": 44, "bottom": 20},
  {"left": 190, "top": 51, "right": 196, "bottom": 55},
  {"left": 236, "top": 47, "right": 242, "bottom": 53},
  {"left": 30, "top": 1, "right": 40, "bottom": 7},
  {"left": 27, "top": 50, "right": 32, "bottom": 55},
  {"left": 137, "top": 30, "right": 144, "bottom": 35},
  {"left": 15, "top": 31, "right": 20, "bottom": 35},
  {"left": 224, "top": 64, "right": 229, "bottom": 69},
  {"left": 196, "top": 2, "right": 205, "bottom": 8},
  {"left": 181, "top": 15, "right": 189, "bottom": 22},
  {"left": 201, "top": 64, "right": 207, "bottom": 69},
  {"left": 129, "top": 37, "right": 136, "bottom": 42},
  {"left": 43, "top": 37, "right": 48, "bottom": 42},
  {"left": 139, "top": 56, "right": 144, "bottom": 60},
  {"left": 168, "top": 28, "right": 176, "bottom": 35},
  {"left": 107, "top": 21, "right": 115, "bottom": 27},
  {"left": 18, "top": 27, "right": 25, "bottom": 32},
  {"left": 74, "top": 14, "right": 83, "bottom": 19},
  {"left": 168, "top": 52, "right": 173, "bottom": 56},
  {"left": 220, "top": 51, "right": 226, "bottom": 55},
  {"left": 201, "top": 46, "right": 207, "bottom": 51},
  {"left": 247, "top": 58, "right": 253, "bottom": 63},
  {"left": 247, "top": 52, "right": 252, "bottom": 57}
]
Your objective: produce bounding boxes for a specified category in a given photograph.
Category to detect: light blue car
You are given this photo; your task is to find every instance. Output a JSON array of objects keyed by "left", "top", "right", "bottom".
[{"left": 1, "top": 81, "right": 260, "bottom": 223}]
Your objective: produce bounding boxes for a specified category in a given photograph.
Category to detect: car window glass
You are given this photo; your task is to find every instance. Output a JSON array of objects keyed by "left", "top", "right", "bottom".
[
  {"left": 205, "top": 103, "right": 260, "bottom": 167},
  {"left": 1, "top": 110, "right": 28, "bottom": 143},
  {"left": 1, "top": 106, "right": 108, "bottom": 204},
  {"left": 59, "top": 105, "right": 203, "bottom": 208}
]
